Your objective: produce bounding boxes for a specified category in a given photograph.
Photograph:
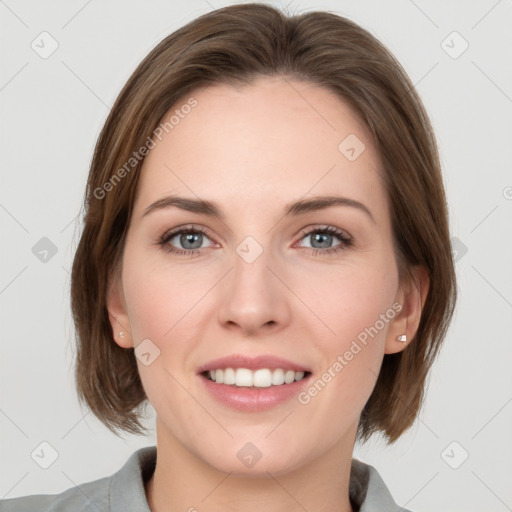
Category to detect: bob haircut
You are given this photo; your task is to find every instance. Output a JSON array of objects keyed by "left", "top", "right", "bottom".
[{"left": 71, "top": 3, "right": 457, "bottom": 443}]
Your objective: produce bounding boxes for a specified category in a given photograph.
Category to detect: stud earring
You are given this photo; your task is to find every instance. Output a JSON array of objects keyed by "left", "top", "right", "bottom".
[
  {"left": 396, "top": 334, "right": 407, "bottom": 343},
  {"left": 119, "top": 331, "right": 125, "bottom": 338}
]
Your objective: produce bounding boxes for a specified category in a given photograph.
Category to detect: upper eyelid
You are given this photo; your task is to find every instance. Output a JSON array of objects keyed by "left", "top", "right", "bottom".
[
  {"left": 160, "top": 225, "right": 220, "bottom": 251},
  {"left": 162, "top": 224, "right": 215, "bottom": 241},
  {"left": 299, "top": 225, "right": 351, "bottom": 237},
  {"left": 295, "top": 226, "right": 352, "bottom": 248}
]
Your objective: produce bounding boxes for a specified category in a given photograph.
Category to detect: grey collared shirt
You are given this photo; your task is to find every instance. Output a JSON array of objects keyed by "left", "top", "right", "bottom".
[{"left": 0, "top": 446, "right": 412, "bottom": 511}]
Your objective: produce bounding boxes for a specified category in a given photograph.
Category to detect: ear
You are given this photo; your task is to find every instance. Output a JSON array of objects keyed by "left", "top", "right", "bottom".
[
  {"left": 385, "top": 265, "right": 430, "bottom": 355},
  {"left": 106, "top": 271, "right": 133, "bottom": 349}
]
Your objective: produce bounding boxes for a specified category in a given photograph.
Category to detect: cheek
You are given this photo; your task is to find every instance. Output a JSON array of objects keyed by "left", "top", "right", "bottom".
[
  {"left": 299, "top": 254, "right": 398, "bottom": 343},
  {"left": 292, "top": 269, "right": 398, "bottom": 442},
  {"left": 121, "top": 255, "right": 202, "bottom": 411},
  {"left": 122, "top": 251, "right": 208, "bottom": 342},
  {"left": 120, "top": 249, "right": 216, "bottom": 400},
  {"left": 295, "top": 254, "right": 399, "bottom": 396}
]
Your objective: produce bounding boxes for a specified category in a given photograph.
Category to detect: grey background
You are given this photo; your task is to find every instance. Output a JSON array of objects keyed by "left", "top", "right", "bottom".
[{"left": 1, "top": 1, "right": 511, "bottom": 510}]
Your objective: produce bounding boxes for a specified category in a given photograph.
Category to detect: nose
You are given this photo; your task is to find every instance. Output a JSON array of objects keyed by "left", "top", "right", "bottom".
[{"left": 217, "top": 244, "right": 291, "bottom": 337}]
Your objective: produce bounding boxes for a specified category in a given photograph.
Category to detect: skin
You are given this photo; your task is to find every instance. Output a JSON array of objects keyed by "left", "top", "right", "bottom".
[{"left": 107, "top": 76, "right": 429, "bottom": 512}]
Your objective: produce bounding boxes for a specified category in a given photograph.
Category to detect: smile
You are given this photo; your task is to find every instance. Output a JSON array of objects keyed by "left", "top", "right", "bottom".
[{"left": 203, "top": 368, "right": 310, "bottom": 387}]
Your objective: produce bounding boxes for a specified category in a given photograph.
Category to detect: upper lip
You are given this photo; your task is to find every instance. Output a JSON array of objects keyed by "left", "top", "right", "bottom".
[{"left": 197, "top": 354, "right": 311, "bottom": 374}]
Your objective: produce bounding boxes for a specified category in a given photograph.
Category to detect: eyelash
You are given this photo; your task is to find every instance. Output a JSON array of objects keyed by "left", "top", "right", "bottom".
[
  {"left": 157, "top": 224, "right": 353, "bottom": 257},
  {"left": 299, "top": 226, "right": 353, "bottom": 256}
]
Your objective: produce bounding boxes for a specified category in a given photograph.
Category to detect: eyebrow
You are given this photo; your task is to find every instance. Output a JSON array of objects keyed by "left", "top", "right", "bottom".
[{"left": 142, "top": 195, "right": 375, "bottom": 223}]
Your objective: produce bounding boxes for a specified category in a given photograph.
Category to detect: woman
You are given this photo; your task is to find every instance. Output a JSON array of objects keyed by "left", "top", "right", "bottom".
[{"left": 1, "top": 3, "right": 456, "bottom": 511}]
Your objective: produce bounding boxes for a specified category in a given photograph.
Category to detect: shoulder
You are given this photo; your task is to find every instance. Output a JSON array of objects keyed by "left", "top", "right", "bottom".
[
  {"left": 0, "top": 475, "right": 110, "bottom": 512},
  {"left": 351, "top": 458, "right": 414, "bottom": 512},
  {"left": 0, "top": 446, "right": 157, "bottom": 512}
]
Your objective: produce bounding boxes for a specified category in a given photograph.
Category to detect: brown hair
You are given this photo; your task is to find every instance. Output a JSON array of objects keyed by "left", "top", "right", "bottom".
[{"left": 71, "top": 3, "right": 456, "bottom": 442}]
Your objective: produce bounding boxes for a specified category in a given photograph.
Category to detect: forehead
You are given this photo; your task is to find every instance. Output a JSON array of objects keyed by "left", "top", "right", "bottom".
[{"left": 133, "top": 77, "right": 385, "bottom": 216}]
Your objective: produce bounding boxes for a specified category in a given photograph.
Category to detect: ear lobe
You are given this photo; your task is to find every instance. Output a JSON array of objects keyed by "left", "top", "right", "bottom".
[
  {"left": 385, "top": 265, "right": 430, "bottom": 355},
  {"left": 106, "top": 274, "right": 133, "bottom": 349}
]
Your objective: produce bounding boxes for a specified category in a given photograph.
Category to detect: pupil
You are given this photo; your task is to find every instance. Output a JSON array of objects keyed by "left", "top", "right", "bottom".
[
  {"left": 181, "top": 232, "right": 202, "bottom": 249},
  {"left": 312, "top": 233, "right": 332, "bottom": 249}
]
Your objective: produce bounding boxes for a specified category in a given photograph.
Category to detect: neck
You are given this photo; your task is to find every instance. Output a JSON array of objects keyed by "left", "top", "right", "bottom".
[{"left": 145, "top": 420, "right": 356, "bottom": 512}]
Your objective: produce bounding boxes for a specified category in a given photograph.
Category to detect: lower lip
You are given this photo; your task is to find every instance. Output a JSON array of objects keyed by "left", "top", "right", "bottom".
[{"left": 199, "top": 373, "right": 311, "bottom": 412}]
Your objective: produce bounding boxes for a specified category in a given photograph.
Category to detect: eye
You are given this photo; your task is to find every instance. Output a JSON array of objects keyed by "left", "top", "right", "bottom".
[
  {"left": 158, "top": 225, "right": 216, "bottom": 256},
  {"left": 297, "top": 226, "right": 352, "bottom": 255},
  {"left": 157, "top": 224, "right": 352, "bottom": 257}
]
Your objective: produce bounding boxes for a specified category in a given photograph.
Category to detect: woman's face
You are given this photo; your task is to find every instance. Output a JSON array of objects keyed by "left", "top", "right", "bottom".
[{"left": 109, "top": 76, "right": 410, "bottom": 474}]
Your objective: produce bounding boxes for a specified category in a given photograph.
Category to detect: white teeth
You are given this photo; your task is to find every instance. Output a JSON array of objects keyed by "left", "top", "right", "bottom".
[
  {"left": 294, "top": 371, "right": 305, "bottom": 381},
  {"left": 271, "top": 368, "right": 285, "bottom": 385},
  {"left": 284, "top": 370, "right": 295, "bottom": 384},
  {"left": 235, "top": 368, "right": 253, "bottom": 387},
  {"left": 206, "top": 368, "right": 308, "bottom": 387},
  {"left": 223, "top": 367, "right": 236, "bottom": 385},
  {"left": 253, "top": 369, "right": 272, "bottom": 388}
]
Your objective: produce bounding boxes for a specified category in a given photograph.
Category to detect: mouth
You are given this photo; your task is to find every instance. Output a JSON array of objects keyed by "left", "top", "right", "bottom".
[
  {"left": 196, "top": 354, "right": 312, "bottom": 410},
  {"left": 201, "top": 368, "right": 312, "bottom": 388}
]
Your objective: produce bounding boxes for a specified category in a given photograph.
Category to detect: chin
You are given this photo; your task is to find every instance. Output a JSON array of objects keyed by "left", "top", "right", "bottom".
[{"left": 194, "top": 434, "right": 313, "bottom": 477}]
